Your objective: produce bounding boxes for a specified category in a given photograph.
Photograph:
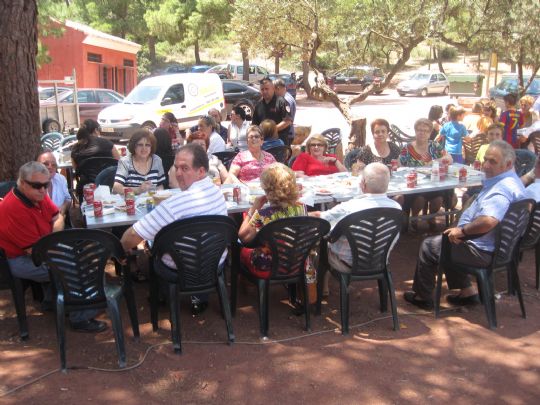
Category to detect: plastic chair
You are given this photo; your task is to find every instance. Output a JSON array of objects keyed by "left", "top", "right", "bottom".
[
  {"left": 529, "top": 131, "right": 540, "bottom": 155},
  {"left": 95, "top": 166, "right": 117, "bottom": 190},
  {"left": 389, "top": 125, "right": 415, "bottom": 149},
  {"left": 462, "top": 133, "right": 487, "bottom": 164},
  {"left": 40, "top": 132, "right": 63, "bottom": 151},
  {"left": 516, "top": 201, "right": 540, "bottom": 290},
  {"left": 434, "top": 199, "right": 533, "bottom": 329},
  {"left": 0, "top": 181, "right": 16, "bottom": 198},
  {"left": 317, "top": 208, "right": 403, "bottom": 334},
  {"left": 321, "top": 128, "right": 341, "bottom": 155},
  {"left": 0, "top": 249, "right": 31, "bottom": 340},
  {"left": 266, "top": 145, "right": 292, "bottom": 164},
  {"left": 32, "top": 229, "right": 140, "bottom": 371},
  {"left": 231, "top": 216, "right": 330, "bottom": 338},
  {"left": 149, "top": 215, "right": 237, "bottom": 354},
  {"left": 514, "top": 149, "right": 537, "bottom": 177},
  {"left": 213, "top": 151, "right": 237, "bottom": 170},
  {"left": 75, "top": 157, "right": 118, "bottom": 202},
  {"left": 60, "top": 135, "right": 77, "bottom": 151}
]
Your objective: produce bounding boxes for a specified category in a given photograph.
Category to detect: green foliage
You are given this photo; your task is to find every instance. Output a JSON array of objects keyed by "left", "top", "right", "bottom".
[{"left": 439, "top": 46, "right": 458, "bottom": 61}]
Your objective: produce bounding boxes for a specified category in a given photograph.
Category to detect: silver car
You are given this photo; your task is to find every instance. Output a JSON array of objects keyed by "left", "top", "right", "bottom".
[{"left": 397, "top": 72, "right": 449, "bottom": 97}]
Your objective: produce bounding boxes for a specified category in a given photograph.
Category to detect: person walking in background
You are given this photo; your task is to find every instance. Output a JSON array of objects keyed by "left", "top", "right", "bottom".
[{"left": 438, "top": 106, "right": 468, "bottom": 163}]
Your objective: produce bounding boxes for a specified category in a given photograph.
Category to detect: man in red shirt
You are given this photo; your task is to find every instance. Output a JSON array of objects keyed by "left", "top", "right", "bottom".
[{"left": 0, "top": 162, "right": 106, "bottom": 333}]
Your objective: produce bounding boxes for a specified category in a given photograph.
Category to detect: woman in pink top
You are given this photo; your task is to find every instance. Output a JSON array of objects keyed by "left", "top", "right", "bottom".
[
  {"left": 292, "top": 133, "right": 347, "bottom": 176},
  {"left": 225, "top": 125, "right": 276, "bottom": 182}
]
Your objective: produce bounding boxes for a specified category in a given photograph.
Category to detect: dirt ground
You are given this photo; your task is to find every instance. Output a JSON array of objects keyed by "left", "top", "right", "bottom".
[{"left": 1, "top": 228, "right": 540, "bottom": 405}]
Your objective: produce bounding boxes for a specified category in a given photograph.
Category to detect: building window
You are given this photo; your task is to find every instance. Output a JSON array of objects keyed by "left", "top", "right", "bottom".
[
  {"left": 88, "top": 53, "right": 102, "bottom": 63},
  {"left": 123, "top": 59, "right": 134, "bottom": 67}
]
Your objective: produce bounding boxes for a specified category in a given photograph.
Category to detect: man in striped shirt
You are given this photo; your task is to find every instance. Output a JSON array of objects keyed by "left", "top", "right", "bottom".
[{"left": 121, "top": 143, "right": 227, "bottom": 314}]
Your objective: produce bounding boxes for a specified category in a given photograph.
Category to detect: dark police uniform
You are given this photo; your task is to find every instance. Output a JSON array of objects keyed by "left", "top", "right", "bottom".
[{"left": 251, "top": 95, "right": 292, "bottom": 145}]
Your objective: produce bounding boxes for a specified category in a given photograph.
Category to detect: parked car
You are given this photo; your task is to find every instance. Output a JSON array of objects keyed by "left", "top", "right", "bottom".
[
  {"left": 489, "top": 74, "right": 540, "bottom": 109},
  {"left": 397, "top": 71, "right": 449, "bottom": 97},
  {"left": 41, "top": 88, "right": 124, "bottom": 132},
  {"left": 190, "top": 65, "right": 212, "bottom": 73},
  {"left": 222, "top": 79, "right": 261, "bottom": 120},
  {"left": 266, "top": 73, "right": 297, "bottom": 98},
  {"left": 331, "top": 66, "right": 385, "bottom": 94},
  {"left": 219, "top": 63, "right": 270, "bottom": 82},
  {"left": 38, "top": 86, "right": 70, "bottom": 101},
  {"left": 206, "top": 64, "right": 233, "bottom": 79}
]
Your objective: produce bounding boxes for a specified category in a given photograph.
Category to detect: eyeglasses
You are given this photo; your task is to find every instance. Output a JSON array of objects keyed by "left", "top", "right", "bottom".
[
  {"left": 25, "top": 180, "right": 50, "bottom": 190},
  {"left": 248, "top": 135, "right": 261, "bottom": 140},
  {"left": 41, "top": 161, "right": 58, "bottom": 168},
  {"left": 136, "top": 143, "right": 152, "bottom": 148},
  {"left": 310, "top": 143, "right": 324, "bottom": 148}
]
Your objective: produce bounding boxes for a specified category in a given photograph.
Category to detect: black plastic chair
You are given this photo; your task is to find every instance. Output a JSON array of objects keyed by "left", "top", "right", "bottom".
[
  {"left": 213, "top": 151, "right": 237, "bottom": 171},
  {"left": 60, "top": 135, "right": 77, "bottom": 151},
  {"left": 266, "top": 145, "right": 292, "bottom": 164},
  {"left": 0, "top": 249, "right": 33, "bottom": 340},
  {"left": 149, "top": 215, "right": 237, "bottom": 354},
  {"left": 389, "top": 124, "right": 415, "bottom": 149},
  {"left": 0, "top": 181, "right": 16, "bottom": 199},
  {"left": 32, "top": 229, "right": 140, "bottom": 371},
  {"left": 75, "top": 157, "right": 118, "bottom": 202},
  {"left": 95, "top": 166, "right": 117, "bottom": 190},
  {"left": 434, "top": 199, "right": 533, "bottom": 329},
  {"left": 231, "top": 216, "right": 330, "bottom": 338},
  {"left": 40, "top": 132, "right": 63, "bottom": 151},
  {"left": 514, "top": 149, "right": 537, "bottom": 177},
  {"left": 317, "top": 208, "right": 403, "bottom": 334},
  {"left": 516, "top": 201, "right": 540, "bottom": 290},
  {"left": 321, "top": 128, "right": 341, "bottom": 155}
]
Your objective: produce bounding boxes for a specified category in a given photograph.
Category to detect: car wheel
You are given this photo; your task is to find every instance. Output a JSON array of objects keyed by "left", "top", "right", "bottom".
[
  {"left": 42, "top": 118, "right": 61, "bottom": 133},
  {"left": 443, "top": 86, "right": 449, "bottom": 95},
  {"left": 375, "top": 90, "right": 383, "bottom": 95},
  {"left": 398, "top": 92, "right": 405, "bottom": 97},
  {"left": 141, "top": 121, "right": 156, "bottom": 131},
  {"left": 236, "top": 101, "right": 254, "bottom": 120},
  {"left": 420, "top": 88, "right": 428, "bottom": 97}
]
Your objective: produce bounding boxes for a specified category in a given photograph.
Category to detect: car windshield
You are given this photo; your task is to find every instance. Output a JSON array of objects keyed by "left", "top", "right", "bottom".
[
  {"left": 528, "top": 79, "right": 540, "bottom": 93},
  {"left": 410, "top": 73, "right": 430, "bottom": 81},
  {"left": 123, "top": 86, "right": 161, "bottom": 104}
]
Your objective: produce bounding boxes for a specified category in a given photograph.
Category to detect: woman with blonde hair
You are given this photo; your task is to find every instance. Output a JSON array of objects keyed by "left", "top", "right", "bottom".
[
  {"left": 239, "top": 163, "right": 307, "bottom": 278},
  {"left": 520, "top": 95, "right": 539, "bottom": 128},
  {"left": 292, "top": 133, "right": 346, "bottom": 176}
]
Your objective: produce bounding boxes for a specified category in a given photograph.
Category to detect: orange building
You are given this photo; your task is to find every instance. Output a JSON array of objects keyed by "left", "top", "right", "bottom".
[{"left": 38, "top": 19, "right": 141, "bottom": 95}]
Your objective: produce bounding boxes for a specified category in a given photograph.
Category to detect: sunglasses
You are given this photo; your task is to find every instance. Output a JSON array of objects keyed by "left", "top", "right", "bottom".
[
  {"left": 310, "top": 143, "right": 325, "bottom": 147},
  {"left": 25, "top": 180, "right": 50, "bottom": 190}
]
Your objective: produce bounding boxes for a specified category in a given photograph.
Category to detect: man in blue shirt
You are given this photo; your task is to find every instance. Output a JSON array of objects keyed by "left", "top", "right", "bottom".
[{"left": 404, "top": 140, "right": 525, "bottom": 309}]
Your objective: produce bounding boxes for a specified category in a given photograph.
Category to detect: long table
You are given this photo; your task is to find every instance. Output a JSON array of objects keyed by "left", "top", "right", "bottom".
[{"left": 83, "top": 164, "right": 484, "bottom": 229}]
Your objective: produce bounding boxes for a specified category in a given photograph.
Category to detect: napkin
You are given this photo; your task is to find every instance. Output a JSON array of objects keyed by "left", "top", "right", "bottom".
[
  {"left": 94, "top": 185, "right": 112, "bottom": 201},
  {"left": 85, "top": 207, "right": 115, "bottom": 217},
  {"left": 299, "top": 190, "right": 315, "bottom": 207}
]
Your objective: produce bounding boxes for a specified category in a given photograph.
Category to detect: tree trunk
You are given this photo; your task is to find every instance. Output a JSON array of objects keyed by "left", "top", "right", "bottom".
[
  {"left": 349, "top": 118, "right": 367, "bottom": 150},
  {"left": 0, "top": 0, "right": 41, "bottom": 180},
  {"left": 148, "top": 36, "right": 156, "bottom": 66},
  {"left": 194, "top": 38, "right": 201, "bottom": 64},
  {"left": 241, "top": 46, "right": 249, "bottom": 81},
  {"left": 436, "top": 48, "right": 445, "bottom": 74},
  {"left": 274, "top": 56, "right": 279, "bottom": 74}
]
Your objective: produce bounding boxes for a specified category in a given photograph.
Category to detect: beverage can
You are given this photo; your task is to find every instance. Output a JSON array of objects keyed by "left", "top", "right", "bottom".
[
  {"left": 406, "top": 172, "right": 416, "bottom": 188},
  {"left": 233, "top": 186, "right": 241, "bottom": 203},
  {"left": 124, "top": 188, "right": 133, "bottom": 199},
  {"left": 459, "top": 166, "right": 467, "bottom": 182},
  {"left": 93, "top": 200, "right": 103, "bottom": 217},
  {"left": 146, "top": 197, "right": 154, "bottom": 212},
  {"left": 126, "top": 197, "right": 136, "bottom": 215},
  {"left": 473, "top": 160, "right": 481, "bottom": 171},
  {"left": 83, "top": 184, "right": 95, "bottom": 204},
  {"left": 391, "top": 159, "right": 398, "bottom": 171}
]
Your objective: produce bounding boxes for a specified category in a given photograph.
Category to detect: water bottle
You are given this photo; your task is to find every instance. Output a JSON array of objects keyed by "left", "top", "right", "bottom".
[{"left": 431, "top": 161, "right": 440, "bottom": 182}]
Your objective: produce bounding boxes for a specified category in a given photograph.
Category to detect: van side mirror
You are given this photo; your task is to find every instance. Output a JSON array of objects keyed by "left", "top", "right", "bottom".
[{"left": 161, "top": 97, "right": 172, "bottom": 106}]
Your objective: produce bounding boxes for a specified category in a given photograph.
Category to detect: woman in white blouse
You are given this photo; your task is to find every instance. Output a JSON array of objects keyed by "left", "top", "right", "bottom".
[{"left": 227, "top": 105, "right": 250, "bottom": 151}]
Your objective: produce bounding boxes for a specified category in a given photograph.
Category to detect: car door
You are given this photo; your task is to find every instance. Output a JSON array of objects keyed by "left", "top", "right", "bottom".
[
  {"left": 437, "top": 74, "right": 448, "bottom": 93},
  {"left": 64, "top": 90, "right": 98, "bottom": 121},
  {"left": 256, "top": 66, "right": 269, "bottom": 81},
  {"left": 427, "top": 74, "right": 439, "bottom": 94},
  {"left": 223, "top": 81, "right": 245, "bottom": 106},
  {"left": 334, "top": 69, "right": 351, "bottom": 92},
  {"left": 161, "top": 84, "right": 186, "bottom": 118}
]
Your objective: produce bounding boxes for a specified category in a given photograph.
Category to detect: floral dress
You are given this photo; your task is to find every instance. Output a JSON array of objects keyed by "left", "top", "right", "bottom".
[
  {"left": 399, "top": 141, "right": 446, "bottom": 167},
  {"left": 240, "top": 203, "right": 307, "bottom": 278}
]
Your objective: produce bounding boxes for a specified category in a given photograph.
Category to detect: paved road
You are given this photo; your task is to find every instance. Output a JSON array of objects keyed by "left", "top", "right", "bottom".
[{"left": 295, "top": 89, "right": 453, "bottom": 146}]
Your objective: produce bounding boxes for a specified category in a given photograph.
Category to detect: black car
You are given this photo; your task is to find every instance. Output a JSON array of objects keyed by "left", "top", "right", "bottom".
[
  {"left": 266, "top": 73, "right": 297, "bottom": 98},
  {"left": 331, "top": 66, "right": 385, "bottom": 94},
  {"left": 222, "top": 79, "right": 261, "bottom": 120}
]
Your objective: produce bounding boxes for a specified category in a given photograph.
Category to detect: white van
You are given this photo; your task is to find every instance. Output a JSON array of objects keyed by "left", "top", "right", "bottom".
[
  {"left": 225, "top": 63, "right": 270, "bottom": 82},
  {"left": 98, "top": 73, "right": 225, "bottom": 141}
]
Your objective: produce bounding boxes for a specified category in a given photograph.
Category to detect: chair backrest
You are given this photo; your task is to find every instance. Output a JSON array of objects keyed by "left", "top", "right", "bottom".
[
  {"left": 463, "top": 133, "right": 487, "bottom": 164},
  {"left": 75, "top": 157, "right": 118, "bottom": 199},
  {"left": 321, "top": 128, "right": 341, "bottom": 154},
  {"left": 213, "top": 151, "right": 237, "bottom": 170},
  {"left": 40, "top": 132, "right": 63, "bottom": 151},
  {"left": 32, "top": 229, "right": 126, "bottom": 307},
  {"left": 0, "top": 248, "right": 14, "bottom": 290},
  {"left": 389, "top": 125, "right": 415, "bottom": 149},
  {"left": 491, "top": 199, "right": 534, "bottom": 269},
  {"left": 151, "top": 215, "right": 238, "bottom": 291},
  {"left": 514, "top": 149, "right": 537, "bottom": 177},
  {"left": 521, "top": 200, "right": 540, "bottom": 250},
  {"left": 254, "top": 216, "right": 330, "bottom": 281},
  {"left": 60, "top": 135, "right": 77, "bottom": 151},
  {"left": 95, "top": 166, "right": 118, "bottom": 190},
  {"left": 0, "top": 181, "right": 17, "bottom": 198},
  {"left": 529, "top": 131, "right": 540, "bottom": 155},
  {"left": 329, "top": 208, "right": 402, "bottom": 276},
  {"left": 266, "top": 145, "right": 292, "bottom": 164}
]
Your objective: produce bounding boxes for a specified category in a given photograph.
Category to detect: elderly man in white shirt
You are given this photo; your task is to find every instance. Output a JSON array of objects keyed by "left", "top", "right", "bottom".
[{"left": 310, "top": 162, "right": 401, "bottom": 294}]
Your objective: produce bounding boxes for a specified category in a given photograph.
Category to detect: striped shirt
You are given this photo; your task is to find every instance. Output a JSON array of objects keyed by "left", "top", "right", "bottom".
[
  {"left": 133, "top": 176, "right": 227, "bottom": 267},
  {"left": 114, "top": 155, "right": 166, "bottom": 188}
]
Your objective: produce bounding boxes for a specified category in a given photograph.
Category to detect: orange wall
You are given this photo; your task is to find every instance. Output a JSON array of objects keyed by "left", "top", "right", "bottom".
[{"left": 38, "top": 24, "right": 138, "bottom": 94}]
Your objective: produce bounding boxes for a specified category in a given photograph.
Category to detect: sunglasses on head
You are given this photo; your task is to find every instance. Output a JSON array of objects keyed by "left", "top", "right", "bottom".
[{"left": 25, "top": 180, "right": 50, "bottom": 190}]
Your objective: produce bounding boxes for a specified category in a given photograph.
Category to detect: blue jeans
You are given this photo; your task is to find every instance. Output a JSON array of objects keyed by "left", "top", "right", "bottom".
[{"left": 8, "top": 255, "right": 96, "bottom": 323}]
